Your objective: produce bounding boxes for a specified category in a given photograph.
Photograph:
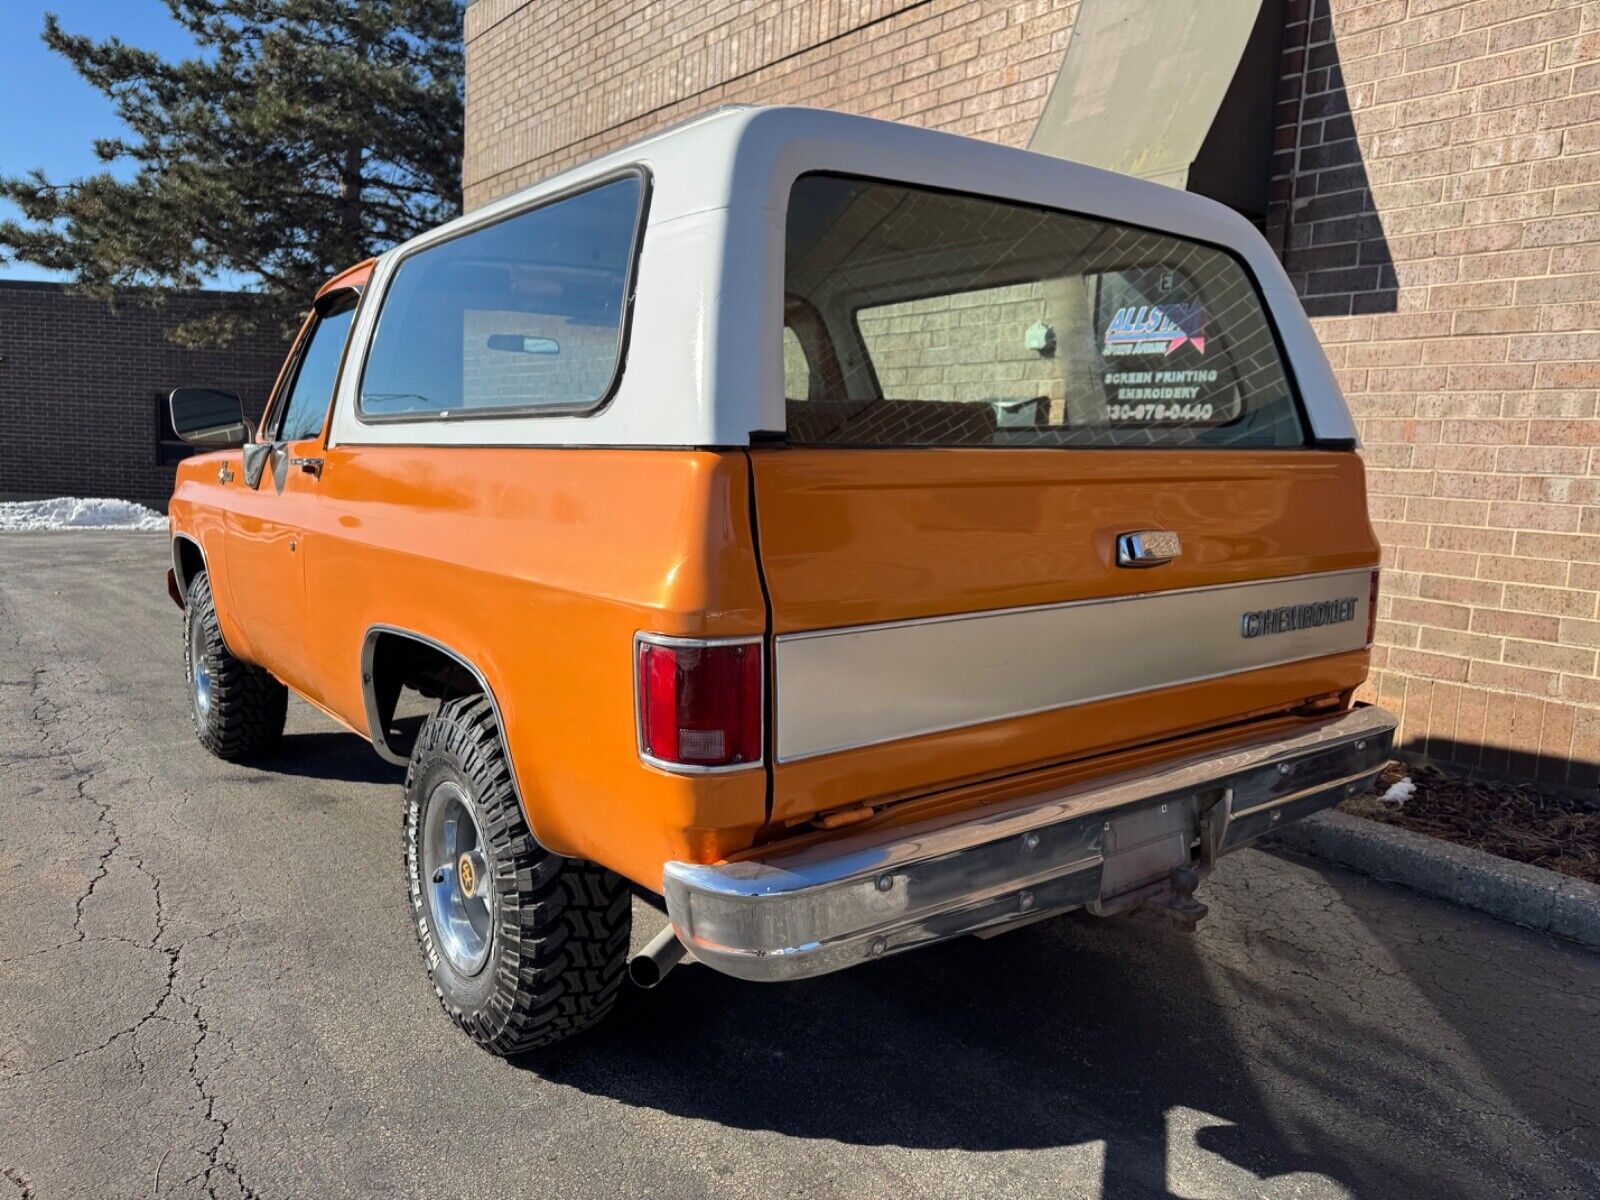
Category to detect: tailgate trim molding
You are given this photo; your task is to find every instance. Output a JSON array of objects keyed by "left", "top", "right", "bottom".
[{"left": 772, "top": 567, "right": 1375, "bottom": 762}]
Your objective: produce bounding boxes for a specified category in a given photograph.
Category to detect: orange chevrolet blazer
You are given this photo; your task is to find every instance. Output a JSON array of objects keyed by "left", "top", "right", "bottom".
[{"left": 166, "top": 107, "right": 1395, "bottom": 1055}]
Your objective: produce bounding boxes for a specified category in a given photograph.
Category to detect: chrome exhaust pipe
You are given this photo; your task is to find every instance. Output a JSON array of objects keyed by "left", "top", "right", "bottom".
[{"left": 629, "top": 923, "right": 691, "bottom": 988}]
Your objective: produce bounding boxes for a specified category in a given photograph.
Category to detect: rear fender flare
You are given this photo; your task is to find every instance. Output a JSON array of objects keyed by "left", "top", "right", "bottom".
[{"left": 358, "top": 625, "right": 526, "bottom": 808}]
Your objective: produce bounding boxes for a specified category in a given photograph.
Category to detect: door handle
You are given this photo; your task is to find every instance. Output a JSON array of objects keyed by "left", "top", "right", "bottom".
[{"left": 289, "top": 457, "right": 324, "bottom": 478}]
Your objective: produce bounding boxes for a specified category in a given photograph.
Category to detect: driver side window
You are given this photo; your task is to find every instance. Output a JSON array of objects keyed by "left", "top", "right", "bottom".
[{"left": 270, "top": 291, "right": 359, "bottom": 442}]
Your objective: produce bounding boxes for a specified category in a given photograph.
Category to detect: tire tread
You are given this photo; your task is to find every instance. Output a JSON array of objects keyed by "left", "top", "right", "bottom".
[
  {"left": 184, "top": 571, "right": 287, "bottom": 761},
  {"left": 404, "top": 695, "right": 630, "bottom": 1055}
]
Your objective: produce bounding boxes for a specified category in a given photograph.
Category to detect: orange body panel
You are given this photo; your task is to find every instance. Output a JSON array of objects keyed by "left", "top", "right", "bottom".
[
  {"left": 174, "top": 446, "right": 769, "bottom": 887},
  {"left": 220, "top": 434, "right": 328, "bottom": 699},
  {"left": 174, "top": 438, "right": 1378, "bottom": 887},
  {"left": 750, "top": 448, "right": 1377, "bottom": 629},
  {"left": 318, "top": 259, "right": 376, "bottom": 300},
  {"left": 173, "top": 438, "right": 1379, "bottom": 886},
  {"left": 749, "top": 448, "right": 1379, "bottom": 822}
]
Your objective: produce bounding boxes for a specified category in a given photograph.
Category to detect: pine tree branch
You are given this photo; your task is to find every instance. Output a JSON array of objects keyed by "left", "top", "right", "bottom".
[{"left": 2, "top": 0, "right": 464, "bottom": 347}]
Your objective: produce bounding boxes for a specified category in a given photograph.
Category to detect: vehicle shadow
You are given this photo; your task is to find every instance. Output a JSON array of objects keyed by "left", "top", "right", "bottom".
[
  {"left": 513, "top": 904, "right": 1506, "bottom": 1199},
  {"left": 261, "top": 730, "right": 405, "bottom": 785}
]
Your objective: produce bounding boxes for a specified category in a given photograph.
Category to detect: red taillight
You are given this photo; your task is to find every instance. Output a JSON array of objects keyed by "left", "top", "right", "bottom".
[
  {"left": 1367, "top": 569, "right": 1380, "bottom": 645},
  {"left": 637, "top": 636, "right": 763, "bottom": 770}
]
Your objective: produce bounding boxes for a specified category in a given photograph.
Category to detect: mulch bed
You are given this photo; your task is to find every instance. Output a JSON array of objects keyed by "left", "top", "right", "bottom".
[{"left": 1340, "top": 762, "right": 1600, "bottom": 886}]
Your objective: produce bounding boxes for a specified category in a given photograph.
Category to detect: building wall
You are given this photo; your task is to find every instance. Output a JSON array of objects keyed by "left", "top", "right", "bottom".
[
  {"left": 0, "top": 284, "right": 288, "bottom": 511},
  {"left": 1268, "top": 0, "right": 1600, "bottom": 789},
  {"left": 463, "top": 0, "right": 1078, "bottom": 209},
  {"left": 465, "top": 0, "right": 1600, "bottom": 789}
]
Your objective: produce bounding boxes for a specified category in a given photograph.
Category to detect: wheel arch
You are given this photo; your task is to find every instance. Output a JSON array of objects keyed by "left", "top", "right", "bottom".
[
  {"left": 171, "top": 534, "right": 207, "bottom": 604},
  {"left": 359, "top": 626, "right": 524, "bottom": 802},
  {"left": 172, "top": 533, "right": 245, "bottom": 658}
]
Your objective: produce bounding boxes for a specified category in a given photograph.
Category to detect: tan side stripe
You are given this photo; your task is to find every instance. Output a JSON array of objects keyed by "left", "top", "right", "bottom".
[{"left": 772, "top": 569, "right": 1374, "bottom": 763}]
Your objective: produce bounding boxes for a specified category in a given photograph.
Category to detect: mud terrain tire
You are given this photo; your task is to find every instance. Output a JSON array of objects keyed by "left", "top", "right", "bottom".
[
  {"left": 184, "top": 571, "right": 287, "bottom": 760},
  {"left": 404, "top": 695, "right": 631, "bottom": 1055}
]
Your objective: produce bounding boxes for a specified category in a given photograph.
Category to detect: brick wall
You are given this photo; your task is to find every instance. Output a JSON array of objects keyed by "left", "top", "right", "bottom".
[
  {"left": 0, "top": 283, "right": 288, "bottom": 512},
  {"left": 462, "top": 309, "right": 621, "bottom": 406},
  {"left": 465, "top": 0, "right": 1600, "bottom": 789},
  {"left": 464, "top": 0, "right": 1078, "bottom": 209},
  {"left": 1268, "top": 0, "right": 1600, "bottom": 790}
]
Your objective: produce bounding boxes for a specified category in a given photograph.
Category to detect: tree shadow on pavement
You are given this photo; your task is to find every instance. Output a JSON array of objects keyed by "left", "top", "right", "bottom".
[
  {"left": 1317, "top": 862, "right": 1600, "bottom": 1190},
  {"left": 514, "top": 895, "right": 1564, "bottom": 1200}
]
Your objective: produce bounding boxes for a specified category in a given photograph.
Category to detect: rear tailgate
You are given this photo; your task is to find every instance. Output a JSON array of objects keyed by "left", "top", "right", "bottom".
[
  {"left": 751, "top": 448, "right": 1377, "bottom": 822},
  {"left": 757, "top": 172, "right": 1377, "bottom": 823}
]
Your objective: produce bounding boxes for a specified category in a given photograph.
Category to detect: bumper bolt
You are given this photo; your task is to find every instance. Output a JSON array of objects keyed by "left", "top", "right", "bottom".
[
  {"left": 875, "top": 874, "right": 893, "bottom": 892},
  {"left": 1019, "top": 890, "right": 1035, "bottom": 911},
  {"left": 1278, "top": 763, "right": 1291, "bottom": 775},
  {"left": 1023, "top": 832, "right": 1040, "bottom": 850},
  {"left": 869, "top": 938, "right": 887, "bottom": 957}
]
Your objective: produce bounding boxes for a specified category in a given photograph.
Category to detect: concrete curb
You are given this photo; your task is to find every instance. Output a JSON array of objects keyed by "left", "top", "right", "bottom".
[{"left": 1267, "top": 810, "right": 1600, "bottom": 953}]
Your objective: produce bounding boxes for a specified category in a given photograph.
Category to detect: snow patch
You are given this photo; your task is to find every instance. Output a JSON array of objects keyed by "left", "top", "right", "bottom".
[
  {"left": 1381, "top": 777, "right": 1416, "bottom": 806},
  {"left": 0, "top": 498, "right": 168, "bottom": 532}
]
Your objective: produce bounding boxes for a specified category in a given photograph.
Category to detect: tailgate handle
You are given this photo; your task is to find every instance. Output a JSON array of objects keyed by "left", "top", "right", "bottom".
[{"left": 1117, "top": 530, "right": 1182, "bottom": 567}]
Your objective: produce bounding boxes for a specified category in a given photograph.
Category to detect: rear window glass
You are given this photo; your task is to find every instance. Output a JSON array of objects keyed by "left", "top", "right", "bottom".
[
  {"left": 359, "top": 173, "right": 644, "bottom": 419},
  {"left": 782, "top": 174, "right": 1304, "bottom": 448}
]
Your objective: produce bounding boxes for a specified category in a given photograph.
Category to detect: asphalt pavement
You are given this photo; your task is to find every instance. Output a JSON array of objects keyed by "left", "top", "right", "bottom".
[{"left": 2, "top": 532, "right": 1598, "bottom": 1200}]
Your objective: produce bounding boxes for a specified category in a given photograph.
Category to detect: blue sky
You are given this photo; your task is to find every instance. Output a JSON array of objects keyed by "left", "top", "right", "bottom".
[{"left": 0, "top": 2, "right": 233, "bottom": 284}]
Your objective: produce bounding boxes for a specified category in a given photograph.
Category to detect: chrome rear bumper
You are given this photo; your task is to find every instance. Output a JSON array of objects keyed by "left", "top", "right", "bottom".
[{"left": 663, "top": 705, "right": 1396, "bottom": 982}]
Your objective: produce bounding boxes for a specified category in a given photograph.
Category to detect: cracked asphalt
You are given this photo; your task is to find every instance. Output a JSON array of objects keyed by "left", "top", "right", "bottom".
[{"left": 2, "top": 533, "right": 1599, "bottom": 1200}]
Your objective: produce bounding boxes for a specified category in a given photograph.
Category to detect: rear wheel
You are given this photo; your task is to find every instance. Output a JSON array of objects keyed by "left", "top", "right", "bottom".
[
  {"left": 184, "top": 571, "right": 287, "bottom": 760},
  {"left": 404, "top": 695, "right": 630, "bottom": 1055}
]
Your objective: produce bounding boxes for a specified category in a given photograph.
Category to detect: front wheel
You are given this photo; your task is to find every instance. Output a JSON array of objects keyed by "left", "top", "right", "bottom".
[
  {"left": 184, "top": 571, "right": 287, "bottom": 760},
  {"left": 403, "top": 695, "right": 630, "bottom": 1055}
]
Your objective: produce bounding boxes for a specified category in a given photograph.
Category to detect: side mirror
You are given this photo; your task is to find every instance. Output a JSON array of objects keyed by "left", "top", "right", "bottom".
[{"left": 169, "top": 387, "right": 252, "bottom": 448}]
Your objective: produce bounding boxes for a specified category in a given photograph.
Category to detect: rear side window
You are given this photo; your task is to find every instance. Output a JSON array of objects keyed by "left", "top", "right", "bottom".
[
  {"left": 359, "top": 172, "right": 645, "bottom": 420},
  {"left": 782, "top": 174, "right": 1304, "bottom": 449}
]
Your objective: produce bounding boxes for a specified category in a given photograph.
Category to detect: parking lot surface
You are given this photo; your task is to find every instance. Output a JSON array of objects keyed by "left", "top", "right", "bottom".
[{"left": 2, "top": 533, "right": 1598, "bottom": 1199}]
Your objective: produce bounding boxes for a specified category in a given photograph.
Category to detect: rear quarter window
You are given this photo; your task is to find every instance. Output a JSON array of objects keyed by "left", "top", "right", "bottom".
[
  {"left": 359, "top": 172, "right": 646, "bottom": 421},
  {"left": 782, "top": 173, "right": 1305, "bottom": 449}
]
